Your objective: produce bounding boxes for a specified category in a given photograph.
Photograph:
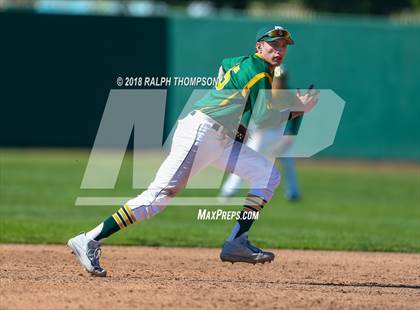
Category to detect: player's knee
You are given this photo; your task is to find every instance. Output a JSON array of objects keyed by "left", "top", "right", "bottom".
[
  {"left": 130, "top": 204, "right": 166, "bottom": 221},
  {"left": 249, "top": 168, "right": 280, "bottom": 202},
  {"left": 161, "top": 186, "right": 182, "bottom": 198}
]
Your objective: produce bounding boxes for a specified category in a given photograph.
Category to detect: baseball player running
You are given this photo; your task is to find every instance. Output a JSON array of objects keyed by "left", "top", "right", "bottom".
[{"left": 68, "top": 25, "right": 318, "bottom": 277}]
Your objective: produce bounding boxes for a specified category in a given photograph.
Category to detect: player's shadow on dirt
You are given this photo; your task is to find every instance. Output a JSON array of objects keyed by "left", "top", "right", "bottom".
[
  {"left": 296, "top": 282, "right": 420, "bottom": 290},
  {"left": 128, "top": 276, "right": 420, "bottom": 290}
]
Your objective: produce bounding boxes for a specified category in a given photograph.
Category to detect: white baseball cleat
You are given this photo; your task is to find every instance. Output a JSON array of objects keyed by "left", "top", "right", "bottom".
[{"left": 67, "top": 233, "right": 107, "bottom": 277}]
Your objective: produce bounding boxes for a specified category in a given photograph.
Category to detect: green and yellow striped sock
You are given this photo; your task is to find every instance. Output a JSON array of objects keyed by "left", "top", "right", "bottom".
[
  {"left": 234, "top": 194, "right": 266, "bottom": 239},
  {"left": 88, "top": 205, "right": 137, "bottom": 242}
]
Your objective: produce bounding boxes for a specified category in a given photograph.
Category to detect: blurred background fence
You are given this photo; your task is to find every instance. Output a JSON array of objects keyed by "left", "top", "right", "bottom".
[{"left": 1, "top": 2, "right": 419, "bottom": 160}]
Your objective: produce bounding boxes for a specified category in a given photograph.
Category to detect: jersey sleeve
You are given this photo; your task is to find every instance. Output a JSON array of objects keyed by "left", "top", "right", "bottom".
[{"left": 284, "top": 114, "right": 303, "bottom": 135}]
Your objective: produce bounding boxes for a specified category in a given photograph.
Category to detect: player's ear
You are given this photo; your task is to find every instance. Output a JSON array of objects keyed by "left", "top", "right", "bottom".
[{"left": 256, "top": 41, "right": 263, "bottom": 53}]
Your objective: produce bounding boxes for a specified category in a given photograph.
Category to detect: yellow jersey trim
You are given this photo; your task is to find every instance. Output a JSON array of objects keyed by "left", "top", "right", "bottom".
[{"left": 241, "top": 72, "right": 272, "bottom": 97}]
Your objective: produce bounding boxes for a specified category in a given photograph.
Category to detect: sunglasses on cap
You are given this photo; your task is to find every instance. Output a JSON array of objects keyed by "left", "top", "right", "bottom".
[
  {"left": 263, "top": 28, "right": 291, "bottom": 39},
  {"left": 258, "top": 26, "right": 294, "bottom": 45}
]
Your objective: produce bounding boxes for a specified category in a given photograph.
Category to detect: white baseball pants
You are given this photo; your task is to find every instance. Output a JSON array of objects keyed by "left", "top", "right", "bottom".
[{"left": 125, "top": 110, "right": 281, "bottom": 221}]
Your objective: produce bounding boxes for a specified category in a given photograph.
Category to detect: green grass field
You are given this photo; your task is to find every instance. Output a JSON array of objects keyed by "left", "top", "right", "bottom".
[{"left": 1, "top": 149, "right": 419, "bottom": 252}]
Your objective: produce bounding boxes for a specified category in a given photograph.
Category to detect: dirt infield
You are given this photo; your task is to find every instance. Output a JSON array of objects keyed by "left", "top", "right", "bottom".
[{"left": 1, "top": 245, "right": 419, "bottom": 310}]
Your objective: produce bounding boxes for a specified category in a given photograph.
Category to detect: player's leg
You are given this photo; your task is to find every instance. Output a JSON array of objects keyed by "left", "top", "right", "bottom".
[
  {"left": 68, "top": 112, "right": 226, "bottom": 275},
  {"left": 219, "top": 126, "right": 263, "bottom": 199},
  {"left": 257, "top": 125, "right": 301, "bottom": 201},
  {"left": 86, "top": 115, "right": 225, "bottom": 241},
  {"left": 212, "top": 140, "right": 281, "bottom": 264},
  {"left": 225, "top": 142, "right": 280, "bottom": 239}
]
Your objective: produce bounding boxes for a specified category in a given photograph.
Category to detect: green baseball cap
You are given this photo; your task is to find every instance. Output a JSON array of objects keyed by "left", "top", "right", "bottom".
[{"left": 256, "top": 25, "right": 294, "bottom": 45}]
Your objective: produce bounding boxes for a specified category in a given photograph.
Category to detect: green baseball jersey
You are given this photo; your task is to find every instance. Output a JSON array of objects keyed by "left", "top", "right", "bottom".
[{"left": 193, "top": 53, "right": 279, "bottom": 130}]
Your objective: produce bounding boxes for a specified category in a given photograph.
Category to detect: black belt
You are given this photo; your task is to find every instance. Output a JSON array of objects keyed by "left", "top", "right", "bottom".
[
  {"left": 189, "top": 110, "right": 246, "bottom": 141},
  {"left": 190, "top": 110, "right": 247, "bottom": 141},
  {"left": 190, "top": 110, "right": 222, "bottom": 131}
]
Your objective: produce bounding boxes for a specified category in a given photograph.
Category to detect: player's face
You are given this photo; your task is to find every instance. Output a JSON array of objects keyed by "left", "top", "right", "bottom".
[{"left": 257, "top": 40, "right": 288, "bottom": 67}]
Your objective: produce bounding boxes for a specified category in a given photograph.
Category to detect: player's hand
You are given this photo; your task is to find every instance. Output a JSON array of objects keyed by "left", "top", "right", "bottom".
[{"left": 295, "top": 84, "right": 319, "bottom": 113}]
